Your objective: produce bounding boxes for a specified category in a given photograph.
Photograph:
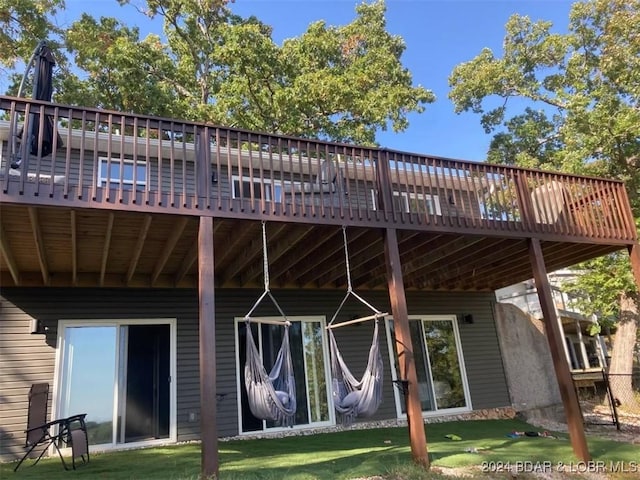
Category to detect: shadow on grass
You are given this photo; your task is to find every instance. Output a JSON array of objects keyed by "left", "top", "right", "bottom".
[{"left": 1, "top": 419, "right": 637, "bottom": 479}]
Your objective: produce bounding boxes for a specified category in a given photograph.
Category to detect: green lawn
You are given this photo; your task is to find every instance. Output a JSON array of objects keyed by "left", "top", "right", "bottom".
[{"left": 2, "top": 419, "right": 637, "bottom": 479}]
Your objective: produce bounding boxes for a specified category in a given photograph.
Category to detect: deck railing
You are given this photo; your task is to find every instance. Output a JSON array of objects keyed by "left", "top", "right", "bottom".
[{"left": 1, "top": 96, "right": 636, "bottom": 242}]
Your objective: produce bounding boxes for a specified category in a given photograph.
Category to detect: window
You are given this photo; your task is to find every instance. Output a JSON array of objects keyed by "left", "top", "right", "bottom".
[
  {"left": 235, "top": 317, "right": 332, "bottom": 433},
  {"left": 54, "top": 319, "right": 176, "bottom": 450},
  {"left": 585, "top": 339, "right": 602, "bottom": 369},
  {"left": 371, "top": 190, "right": 442, "bottom": 215},
  {"left": 100, "top": 158, "right": 147, "bottom": 190},
  {"left": 232, "top": 176, "right": 283, "bottom": 203},
  {"left": 385, "top": 315, "right": 470, "bottom": 416}
]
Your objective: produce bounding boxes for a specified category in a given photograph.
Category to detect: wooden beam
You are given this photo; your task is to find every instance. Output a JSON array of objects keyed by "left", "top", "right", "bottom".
[
  {"left": 126, "top": 214, "right": 152, "bottom": 285},
  {"left": 326, "top": 313, "right": 388, "bottom": 329},
  {"left": 70, "top": 210, "right": 77, "bottom": 286},
  {"left": 528, "top": 237, "right": 591, "bottom": 461},
  {"left": 383, "top": 227, "right": 429, "bottom": 467},
  {"left": 0, "top": 223, "right": 20, "bottom": 285},
  {"left": 629, "top": 243, "right": 640, "bottom": 292},
  {"left": 175, "top": 248, "right": 197, "bottom": 286},
  {"left": 99, "top": 212, "right": 115, "bottom": 287},
  {"left": 151, "top": 216, "right": 188, "bottom": 286},
  {"left": 239, "top": 224, "right": 313, "bottom": 286},
  {"left": 27, "top": 207, "right": 49, "bottom": 285},
  {"left": 198, "top": 216, "right": 218, "bottom": 479},
  {"left": 176, "top": 219, "right": 224, "bottom": 286},
  {"left": 266, "top": 228, "right": 317, "bottom": 281}
]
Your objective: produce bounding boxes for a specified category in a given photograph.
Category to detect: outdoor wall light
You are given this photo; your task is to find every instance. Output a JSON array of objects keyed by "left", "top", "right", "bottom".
[
  {"left": 29, "top": 319, "right": 48, "bottom": 335},
  {"left": 211, "top": 172, "right": 218, "bottom": 184},
  {"left": 457, "top": 313, "right": 474, "bottom": 325}
]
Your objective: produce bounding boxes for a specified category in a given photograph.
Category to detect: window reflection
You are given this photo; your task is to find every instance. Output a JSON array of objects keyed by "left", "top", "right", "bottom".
[{"left": 60, "top": 326, "right": 116, "bottom": 445}]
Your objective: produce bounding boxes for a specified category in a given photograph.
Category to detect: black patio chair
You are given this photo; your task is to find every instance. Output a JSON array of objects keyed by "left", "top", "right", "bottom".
[{"left": 13, "top": 383, "right": 90, "bottom": 472}]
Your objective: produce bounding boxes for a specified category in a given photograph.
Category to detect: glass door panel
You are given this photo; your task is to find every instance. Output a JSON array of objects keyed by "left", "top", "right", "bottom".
[
  {"left": 59, "top": 326, "right": 117, "bottom": 446},
  {"left": 58, "top": 322, "right": 172, "bottom": 448},
  {"left": 303, "top": 321, "right": 329, "bottom": 423},
  {"left": 387, "top": 321, "right": 434, "bottom": 413},
  {"left": 236, "top": 318, "right": 330, "bottom": 433},
  {"left": 422, "top": 320, "right": 466, "bottom": 409}
]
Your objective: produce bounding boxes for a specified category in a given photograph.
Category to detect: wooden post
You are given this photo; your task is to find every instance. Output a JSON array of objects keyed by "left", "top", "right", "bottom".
[
  {"left": 198, "top": 216, "right": 218, "bottom": 478},
  {"left": 629, "top": 243, "right": 640, "bottom": 291},
  {"left": 376, "top": 149, "right": 395, "bottom": 222},
  {"left": 528, "top": 238, "right": 590, "bottom": 461},
  {"left": 384, "top": 227, "right": 429, "bottom": 467}
]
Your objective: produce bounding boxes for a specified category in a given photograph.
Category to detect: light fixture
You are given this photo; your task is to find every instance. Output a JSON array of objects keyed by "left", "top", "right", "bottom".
[{"left": 29, "top": 319, "right": 48, "bottom": 335}]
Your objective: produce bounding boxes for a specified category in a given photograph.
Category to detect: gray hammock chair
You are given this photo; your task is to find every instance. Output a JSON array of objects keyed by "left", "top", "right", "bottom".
[
  {"left": 327, "top": 227, "right": 387, "bottom": 425},
  {"left": 243, "top": 222, "right": 297, "bottom": 427}
]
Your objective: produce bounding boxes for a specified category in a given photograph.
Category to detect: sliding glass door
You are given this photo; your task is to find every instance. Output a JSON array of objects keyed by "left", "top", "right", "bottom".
[
  {"left": 55, "top": 320, "right": 176, "bottom": 449},
  {"left": 386, "top": 315, "right": 471, "bottom": 417},
  {"left": 235, "top": 317, "right": 332, "bottom": 433}
]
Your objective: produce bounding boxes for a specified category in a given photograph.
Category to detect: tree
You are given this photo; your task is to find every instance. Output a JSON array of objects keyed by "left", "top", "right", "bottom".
[
  {"left": 210, "top": 0, "right": 434, "bottom": 144},
  {"left": 66, "top": 0, "right": 433, "bottom": 145},
  {"left": 1, "top": 0, "right": 66, "bottom": 99},
  {"left": 56, "top": 14, "right": 178, "bottom": 117},
  {"left": 0, "top": 0, "right": 64, "bottom": 70},
  {"left": 448, "top": 0, "right": 639, "bottom": 408}
]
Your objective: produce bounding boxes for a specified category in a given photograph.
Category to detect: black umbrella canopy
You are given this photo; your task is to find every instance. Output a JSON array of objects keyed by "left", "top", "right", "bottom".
[
  {"left": 32, "top": 40, "right": 56, "bottom": 102},
  {"left": 12, "top": 40, "right": 60, "bottom": 168}
]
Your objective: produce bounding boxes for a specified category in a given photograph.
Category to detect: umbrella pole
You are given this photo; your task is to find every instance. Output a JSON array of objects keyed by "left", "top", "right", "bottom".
[{"left": 9, "top": 47, "right": 38, "bottom": 169}]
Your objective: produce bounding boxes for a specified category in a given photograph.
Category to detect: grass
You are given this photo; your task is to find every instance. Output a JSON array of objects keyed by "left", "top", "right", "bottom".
[{"left": 1, "top": 419, "right": 638, "bottom": 479}]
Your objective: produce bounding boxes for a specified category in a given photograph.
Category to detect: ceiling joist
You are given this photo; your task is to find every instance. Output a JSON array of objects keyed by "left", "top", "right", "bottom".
[{"left": 28, "top": 207, "right": 49, "bottom": 286}]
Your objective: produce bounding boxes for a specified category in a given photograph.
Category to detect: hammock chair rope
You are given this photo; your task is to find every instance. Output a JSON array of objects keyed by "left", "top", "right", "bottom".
[
  {"left": 326, "top": 226, "right": 386, "bottom": 425},
  {"left": 244, "top": 221, "right": 289, "bottom": 325},
  {"left": 327, "top": 226, "right": 388, "bottom": 328},
  {"left": 243, "top": 221, "right": 296, "bottom": 427}
]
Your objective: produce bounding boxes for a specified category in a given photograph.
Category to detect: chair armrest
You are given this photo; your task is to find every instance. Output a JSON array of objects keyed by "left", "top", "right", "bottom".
[
  {"left": 64, "top": 414, "right": 87, "bottom": 424},
  {"left": 25, "top": 417, "right": 67, "bottom": 435},
  {"left": 25, "top": 414, "right": 88, "bottom": 439}
]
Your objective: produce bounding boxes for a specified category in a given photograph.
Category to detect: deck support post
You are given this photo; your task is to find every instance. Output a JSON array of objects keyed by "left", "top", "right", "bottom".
[
  {"left": 384, "top": 227, "right": 429, "bottom": 468},
  {"left": 198, "top": 216, "right": 218, "bottom": 479},
  {"left": 629, "top": 243, "right": 640, "bottom": 292},
  {"left": 528, "top": 237, "right": 590, "bottom": 461}
]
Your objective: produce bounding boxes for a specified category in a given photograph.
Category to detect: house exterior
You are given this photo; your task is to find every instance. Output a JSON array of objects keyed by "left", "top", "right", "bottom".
[
  {"left": 2, "top": 96, "right": 640, "bottom": 474},
  {"left": 496, "top": 272, "right": 609, "bottom": 372}
]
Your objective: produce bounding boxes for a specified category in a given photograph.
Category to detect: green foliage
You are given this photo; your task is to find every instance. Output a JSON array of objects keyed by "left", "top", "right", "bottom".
[
  {"left": 449, "top": 0, "right": 640, "bottom": 320},
  {"left": 449, "top": 0, "right": 640, "bottom": 204},
  {"left": 0, "top": 0, "right": 64, "bottom": 70},
  {"left": 4, "top": 0, "right": 432, "bottom": 145},
  {"left": 587, "top": 322, "right": 601, "bottom": 336},
  {"left": 56, "top": 14, "right": 178, "bottom": 117},
  {"left": 563, "top": 250, "right": 637, "bottom": 324}
]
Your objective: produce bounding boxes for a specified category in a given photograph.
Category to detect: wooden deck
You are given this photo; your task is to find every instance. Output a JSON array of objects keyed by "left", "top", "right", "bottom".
[{"left": 1, "top": 95, "right": 637, "bottom": 291}]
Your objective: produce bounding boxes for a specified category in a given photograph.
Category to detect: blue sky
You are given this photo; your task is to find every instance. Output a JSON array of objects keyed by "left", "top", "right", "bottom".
[{"left": 57, "top": 0, "right": 574, "bottom": 162}]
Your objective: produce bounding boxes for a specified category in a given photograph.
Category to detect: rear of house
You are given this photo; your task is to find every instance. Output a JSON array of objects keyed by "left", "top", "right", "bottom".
[
  {"left": 1, "top": 96, "right": 638, "bottom": 466},
  {"left": 1, "top": 287, "right": 509, "bottom": 458}
]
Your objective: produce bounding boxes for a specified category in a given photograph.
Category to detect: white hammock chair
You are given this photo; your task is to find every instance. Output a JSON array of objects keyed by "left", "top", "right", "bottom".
[
  {"left": 243, "top": 222, "right": 297, "bottom": 427},
  {"left": 327, "top": 226, "right": 387, "bottom": 425}
]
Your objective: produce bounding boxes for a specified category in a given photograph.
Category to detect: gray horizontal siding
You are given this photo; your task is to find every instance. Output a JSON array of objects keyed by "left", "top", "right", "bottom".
[
  {"left": 2, "top": 141, "right": 480, "bottom": 217},
  {"left": 0, "top": 287, "right": 508, "bottom": 461}
]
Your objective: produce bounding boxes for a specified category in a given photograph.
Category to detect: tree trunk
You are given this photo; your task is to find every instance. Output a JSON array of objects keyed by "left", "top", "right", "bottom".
[{"left": 608, "top": 293, "right": 639, "bottom": 411}]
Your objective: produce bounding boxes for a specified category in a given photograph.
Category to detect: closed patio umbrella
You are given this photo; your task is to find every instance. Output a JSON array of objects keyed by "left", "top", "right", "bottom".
[{"left": 11, "top": 40, "right": 61, "bottom": 168}]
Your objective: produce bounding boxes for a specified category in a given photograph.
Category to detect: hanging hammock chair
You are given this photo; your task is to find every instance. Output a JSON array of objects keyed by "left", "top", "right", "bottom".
[
  {"left": 243, "top": 222, "right": 297, "bottom": 427},
  {"left": 327, "top": 226, "right": 387, "bottom": 425}
]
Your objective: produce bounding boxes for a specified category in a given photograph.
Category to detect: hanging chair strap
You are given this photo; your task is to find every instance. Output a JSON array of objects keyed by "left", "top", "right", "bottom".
[
  {"left": 327, "top": 226, "right": 387, "bottom": 329},
  {"left": 244, "top": 221, "right": 289, "bottom": 325}
]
